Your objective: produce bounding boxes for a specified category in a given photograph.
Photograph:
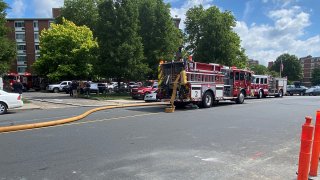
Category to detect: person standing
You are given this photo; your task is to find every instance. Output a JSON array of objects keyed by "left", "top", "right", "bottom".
[
  {"left": 71, "top": 80, "right": 78, "bottom": 98},
  {"left": 13, "top": 79, "right": 23, "bottom": 94}
]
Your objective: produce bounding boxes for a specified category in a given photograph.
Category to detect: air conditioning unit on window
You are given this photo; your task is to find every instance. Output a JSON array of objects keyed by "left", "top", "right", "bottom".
[{"left": 21, "top": 27, "right": 25, "bottom": 30}]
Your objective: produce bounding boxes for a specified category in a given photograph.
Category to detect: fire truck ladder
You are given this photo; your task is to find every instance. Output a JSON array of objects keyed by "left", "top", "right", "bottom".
[{"left": 165, "top": 73, "right": 181, "bottom": 113}]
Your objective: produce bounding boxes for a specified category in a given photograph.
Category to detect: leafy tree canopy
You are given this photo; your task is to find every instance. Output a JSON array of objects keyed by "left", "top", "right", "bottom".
[
  {"left": 33, "top": 18, "right": 98, "bottom": 81},
  {"left": 270, "top": 53, "right": 302, "bottom": 81},
  {"left": 138, "top": 0, "right": 182, "bottom": 78},
  {"left": 185, "top": 5, "right": 247, "bottom": 68},
  {"left": 311, "top": 68, "right": 320, "bottom": 86},
  {"left": 249, "top": 64, "right": 268, "bottom": 75},
  {"left": 58, "top": 0, "right": 102, "bottom": 34},
  {"left": 97, "top": 0, "right": 150, "bottom": 81},
  {"left": 0, "top": 0, "right": 16, "bottom": 75}
]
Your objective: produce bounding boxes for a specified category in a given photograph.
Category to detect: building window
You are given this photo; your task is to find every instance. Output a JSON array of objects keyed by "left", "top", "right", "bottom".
[
  {"left": 35, "top": 45, "right": 40, "bottom": 50},
  {"left": 17, "top": 56, "right": 26, "bottom": 62},
  {"left": 34, "top": 33, "right": 39, "bottom": 40},
  {"left": 14, "top": 21, "right": 25, "bottom": 28},
  {"left": 33, "top": 21, "right": 38, "bottom": 28},
  {"left": 35, "top": 55, "right": 40, "bottom": 61},
  {"left": 17, "top": 45, "right": 26, "bottom": 50},
  {"left": 17, "top": 66, "right": 27, "bottom": 74},
  {"left": 16, "top": 33, "right": 25, "bottom": 41}
]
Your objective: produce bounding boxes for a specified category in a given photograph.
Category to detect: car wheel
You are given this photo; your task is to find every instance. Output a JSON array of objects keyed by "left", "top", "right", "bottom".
[
  {"left": 236, "top": 91, "right": 245, "bottom": 104},
  {"left": 202, "top": 91, "right": 213, "bottom": 108},
  {"left": 300, "top": 92, "right": 304, "bottom": 96},
  {"left": 53, "top": 88, "right": 59, "bottom": 93},
  {"left": 0, "top": 102, "right": 8, "bottom": 115},
  {"left": 290, "top": 93, "right": 293, "bottom": 96}
]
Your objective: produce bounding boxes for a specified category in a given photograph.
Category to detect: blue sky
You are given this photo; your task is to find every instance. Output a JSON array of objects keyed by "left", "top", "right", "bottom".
[{"left": 4, "top": 0, "right": 320, "bottom": 65}]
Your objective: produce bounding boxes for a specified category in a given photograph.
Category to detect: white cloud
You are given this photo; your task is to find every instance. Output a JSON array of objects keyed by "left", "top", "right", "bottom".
[
  {"left": 234, "top": 6, "right": 320, "bottom": 65},
  {"left": 32, "top": 0, "right": 63, "bottom": 18},
  {"left": 7, "top": 0, "right": 26, "bottom": 17}
]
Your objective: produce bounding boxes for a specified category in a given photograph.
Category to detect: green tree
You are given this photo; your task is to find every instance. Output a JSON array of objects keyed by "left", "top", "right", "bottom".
[
  {"left": 33, "top": 18, "right": 98, "bottom": 81},
  {"left": 311, "top": 68, "right": 320, "bottom": 86},
  {"left": 97, "top": 0, "right": 149, "bottom": 82},
  {"left": 270, "top": 53, "right": 302, "bottom": 81},
  {"left": 249, "top": 64, "right": 268, "bottom": 75},
  {"left": 0, "top": 0, "right": 16, "bottom": 75},
  {"left": 138, "top": 0, "right": 182, "bottom": 78},
  {"left": 185, "top": 5, "right": 247, "bottom": 68},
  {"left": 57, "top": 0, "right": 102, "bottom": 34}
]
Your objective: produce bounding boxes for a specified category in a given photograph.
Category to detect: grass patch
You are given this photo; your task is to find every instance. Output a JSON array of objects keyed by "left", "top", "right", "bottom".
[
  {"left": 80, "top": 93, "right": 133, "bottom": 100},
  {"left": 22, "top": 98, "right": 31, "bottom": 104}
]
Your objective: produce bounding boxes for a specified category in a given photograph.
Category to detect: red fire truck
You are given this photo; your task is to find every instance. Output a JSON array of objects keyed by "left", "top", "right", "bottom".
[
  {"left": 2, "top": 72, "right": 42, "bottom": 91},
  {"left": 157, "top": 60, "right": 253, "bottom": 108},
  {"left": 250, "top": 75, "right": 287, "bottom": 98}
]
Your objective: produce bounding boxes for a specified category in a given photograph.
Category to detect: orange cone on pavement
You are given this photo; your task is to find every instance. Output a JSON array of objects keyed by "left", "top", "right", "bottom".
[
  {"left": 310, "top": 111, "right": 320, "bottom": 177},
  {"left": 297, "top": 116, "right": 314, "bottom": 180}
]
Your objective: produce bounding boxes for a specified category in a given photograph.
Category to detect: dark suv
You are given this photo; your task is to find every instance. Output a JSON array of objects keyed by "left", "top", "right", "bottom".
[{"left": 286, "top": 85, "right": 308, "bottom": 96}]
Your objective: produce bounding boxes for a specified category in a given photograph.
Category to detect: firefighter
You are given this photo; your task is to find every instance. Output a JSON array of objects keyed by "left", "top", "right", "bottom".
[{"left": 13, "top": 79, "right": 23, "bottom": 94}]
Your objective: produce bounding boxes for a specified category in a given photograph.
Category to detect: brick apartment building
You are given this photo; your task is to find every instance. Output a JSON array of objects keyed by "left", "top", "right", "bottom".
[
  {"left": 248, "top": 59, "right": 259, "bottom": 66},
  {"left": 5, "top": 8, "right": 60, "bottom": 75},
  {"left": 299, "top": 55, "right": 320, "bottom": 87},
  {"left": 268, "top": 61, "right": 274, "bottom": 69}
]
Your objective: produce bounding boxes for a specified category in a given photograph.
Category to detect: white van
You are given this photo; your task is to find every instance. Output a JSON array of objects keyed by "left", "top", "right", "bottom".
[{"left": 0, "top": 77, "right": 3, "bottom": 90}]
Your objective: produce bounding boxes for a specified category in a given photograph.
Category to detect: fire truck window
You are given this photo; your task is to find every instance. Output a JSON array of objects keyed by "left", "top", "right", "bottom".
[
  {"left": 264, "top": 78, "right": 267, "bottom": 84},
  {"left": 240, "top": 72, "right": 245, "bottom": 80},
  {"left": 235, "top": 72, "right": 240, "bottom": 80},
  {"left": 260, "top": 78, "right": 262, "bottom": 84},
  {"left": 247, "top": 73, "right": 251, "bottom": 81},
  {"left": 230, "top": 72, "right": 234, "bottom": 79},
  {"left": 256, "top": 78, "right": 259, "bottom": 84}
]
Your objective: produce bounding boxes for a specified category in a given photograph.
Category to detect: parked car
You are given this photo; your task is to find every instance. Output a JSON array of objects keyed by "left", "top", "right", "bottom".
[
  {"left": 128, "top": 82, "right": 139, "bottom": 88},
  {"left": 0, "top": 77, "right": 3, "bottom": 90},
  {"left": 144, "top": 90, "right": 158, "bottom": 102},
  {"left": 97, "top": 83, "right": 108, "bottom": 94},
  {"left": 131, "top": 81, "right": 158, "bottom": 99},
  {"left": 286, "top": 85, "right": 308, "bottom": 96},
  {"left": 47, "top": 81, "right": 72, "bottom": 93},
  {"left": 0, "top": 90, "right": 23, "bottom": 115},
  {"left": 305, "top": 86, "right": 320, "bottom": 96}
]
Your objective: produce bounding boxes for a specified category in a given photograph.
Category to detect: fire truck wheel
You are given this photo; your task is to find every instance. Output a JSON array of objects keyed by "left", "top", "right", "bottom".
[
  {"left": 0, "top": 102, "right": 8, "bottom": 115},
  {"left": 278, "top": 90, "right": 283, "bottom": 98},
  {"left": 257, "top": 90, "right": 263, "bottom": 99},
  {"left": 236, "top": 91, "right": 245, "bottom": 104},
  {"left": 202, "top": 91, "right": 213, "bottom": 108}
]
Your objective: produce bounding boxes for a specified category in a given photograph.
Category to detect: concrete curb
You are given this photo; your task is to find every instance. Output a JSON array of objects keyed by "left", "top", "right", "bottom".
[{"left": 0, "top": 102, "right": 168, "bottom": 133}]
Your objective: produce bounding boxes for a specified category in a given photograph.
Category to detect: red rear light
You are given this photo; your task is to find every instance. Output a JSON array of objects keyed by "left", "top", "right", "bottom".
[{"left": 17, "top": 95, "right": 21, "bottom": 100}]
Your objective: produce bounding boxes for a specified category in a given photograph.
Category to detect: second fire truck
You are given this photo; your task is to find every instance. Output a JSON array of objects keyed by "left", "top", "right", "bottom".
[{"left": 250, "top": 75, "right": 287, "bottom": 98}]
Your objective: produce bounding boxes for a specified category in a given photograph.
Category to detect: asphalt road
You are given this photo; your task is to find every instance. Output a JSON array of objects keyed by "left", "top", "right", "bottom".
[{"left": 0, "top": 96, "right": 319, "bottom": 180}]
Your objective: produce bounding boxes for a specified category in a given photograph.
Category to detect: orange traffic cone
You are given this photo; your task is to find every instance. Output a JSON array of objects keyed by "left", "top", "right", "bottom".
[
  {"left": 310, "top": 111, "right": 320, "bottom": 177},
  {"left": 297, "top": 116, "right": 314, "bottom": 180}
]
